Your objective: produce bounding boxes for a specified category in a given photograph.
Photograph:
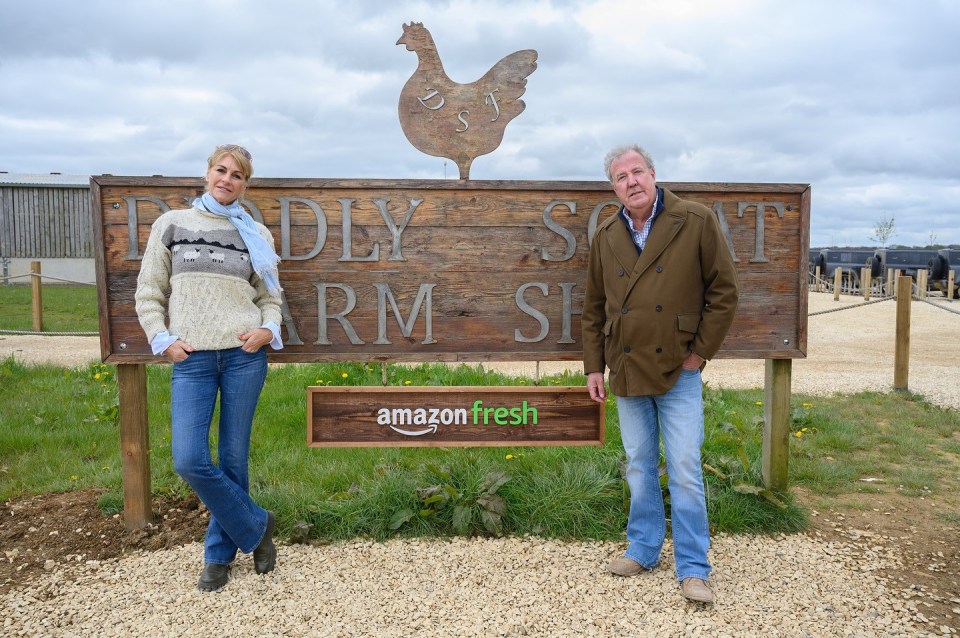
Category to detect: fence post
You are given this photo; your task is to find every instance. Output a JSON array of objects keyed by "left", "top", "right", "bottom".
[
  {"left": 893, "top": 275, "right": 912, "bottom": 392},
  {"left": 949, "top": 271, "right": 956, "bottom": 301},
  {"left": 30, "top": 261, "right": 44, "bottom": 332},
  {"left": 762, "top": 358, "right": 792, "bottom": 491},
  {"left": 833, "top": 267, "right": 842, "bottom": 300},
  {"left": 862, "top": 267, "right": 871, "bottom": 300},
  {"left": 118, "top": 364, "right": 152, "bottom": 529}
]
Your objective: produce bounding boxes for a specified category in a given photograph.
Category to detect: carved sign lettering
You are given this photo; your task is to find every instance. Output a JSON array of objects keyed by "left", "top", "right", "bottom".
[{"left": 91, "top": 177, "right": 810, "bottom": 364}]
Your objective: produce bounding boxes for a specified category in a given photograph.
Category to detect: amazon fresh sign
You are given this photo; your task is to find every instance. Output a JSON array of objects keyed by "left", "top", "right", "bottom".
[{"left": 308, "top": 386, "right": 604, "bottom": 447}]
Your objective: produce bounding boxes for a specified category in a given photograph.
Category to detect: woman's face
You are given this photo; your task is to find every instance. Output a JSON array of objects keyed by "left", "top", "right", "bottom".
[{"left": 205, "top": 153, "right": 248, "bottom": 205}]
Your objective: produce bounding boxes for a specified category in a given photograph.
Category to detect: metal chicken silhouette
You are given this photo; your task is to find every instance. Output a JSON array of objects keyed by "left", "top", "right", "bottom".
[{"left": 397, "top": 22, "right": 537, "bottom": 180}]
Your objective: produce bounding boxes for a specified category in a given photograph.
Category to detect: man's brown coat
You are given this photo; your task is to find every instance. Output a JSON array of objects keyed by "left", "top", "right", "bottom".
[{"left": 582, "top": 188, "right": 739, "bottom": 396}]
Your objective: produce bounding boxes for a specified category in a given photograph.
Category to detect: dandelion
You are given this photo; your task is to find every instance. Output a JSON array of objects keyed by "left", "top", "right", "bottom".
[
  {"left": 404, "top": 380, "right": 412, "bottom": 385},
  {"left": 505, "top": 454, "right": 514, "bottom": 460},
  {"left": 802, "top": 402, "right": 813, "bottom": 408},
  {"left": 755, "top": 401, "right": 763, "bottom": 406},
  {"left": 794, "top": 431, "right": 803, "bottom": 439},
  {"left": 519, "top": 380, "right": 526, "bottom": 385},
  {"left": 94, "top": 373, "right": 101, "bottom": 380},
  {"left": 341, "top": 372, "right": 348, "bottom": 379},
  {"left": 70, "top": 475, "right": 79, "bottom": 481},
  {"left": 102, "top": 466, "right": 110, "bottom": 471}
]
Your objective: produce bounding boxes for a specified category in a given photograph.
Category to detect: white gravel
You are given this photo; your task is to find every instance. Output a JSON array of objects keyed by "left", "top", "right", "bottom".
[
  {"left": 2, "top": 291, "right": 958, "bottom": 636},
  {"left": 1, "top": 536, "right": 931, "bottom": 637}
]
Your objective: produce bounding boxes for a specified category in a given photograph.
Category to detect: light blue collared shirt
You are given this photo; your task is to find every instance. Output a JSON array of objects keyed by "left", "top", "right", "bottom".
[{"left": 619, "top": 188, "right": 662, "bottom": 254}]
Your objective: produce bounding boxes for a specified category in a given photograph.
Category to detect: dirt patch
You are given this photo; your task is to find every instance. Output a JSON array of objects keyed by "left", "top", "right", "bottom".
[
  {"left": 0, "top": 489, "right": 208, "bottom": 594},
  {"left": 801, "top": 488, "right": 960, "bottom": 630}
]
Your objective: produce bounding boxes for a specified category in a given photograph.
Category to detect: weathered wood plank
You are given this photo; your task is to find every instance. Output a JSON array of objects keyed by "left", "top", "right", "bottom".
[
  {"left": 93, "top": 177, "right": 810, "bottom": 363},
  {"left": 308, "top": 386, "right": 603, "bottom": 447}
]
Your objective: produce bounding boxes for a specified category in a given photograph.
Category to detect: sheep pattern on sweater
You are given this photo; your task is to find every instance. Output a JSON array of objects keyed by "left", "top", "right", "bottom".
[{"left": 135, "top": 207, "right": 283, "bottom": 351}]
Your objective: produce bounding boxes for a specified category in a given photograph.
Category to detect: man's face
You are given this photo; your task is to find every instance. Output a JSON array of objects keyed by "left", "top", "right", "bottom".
[{"left": 611, "top": 150, "right": 657, "bottom": 218}]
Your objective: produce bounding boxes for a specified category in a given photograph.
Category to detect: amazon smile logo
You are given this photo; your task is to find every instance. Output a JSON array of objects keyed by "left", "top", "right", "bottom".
[{"left": 376, "top": 399, "right": 539, "bottom": 436}]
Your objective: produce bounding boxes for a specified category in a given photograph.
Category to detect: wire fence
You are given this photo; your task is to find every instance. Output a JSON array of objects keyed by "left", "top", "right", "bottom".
[
  {"left": 0, "top": 271, "right": 99, "bottom": 336},
  {"left": 1, "top": 272, "right": 96, "bottom": 287}
]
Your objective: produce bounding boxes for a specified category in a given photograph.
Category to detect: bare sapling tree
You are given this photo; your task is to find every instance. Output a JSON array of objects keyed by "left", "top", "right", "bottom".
[{"left": 869, "top": 214, "right": 896, "bottom": 247}]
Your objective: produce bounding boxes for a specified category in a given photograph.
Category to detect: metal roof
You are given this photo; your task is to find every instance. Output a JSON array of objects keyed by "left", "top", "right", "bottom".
[{"left": 0, "top": 172, "right": 91, "bottom": 187}]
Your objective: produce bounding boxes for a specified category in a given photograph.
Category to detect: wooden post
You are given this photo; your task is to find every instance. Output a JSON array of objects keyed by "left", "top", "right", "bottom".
[
  {"left": 762, "top": 359, "right": 792, "bottom": 491},
  {"left": 918, "top": 269, "right": 927, "bottom": 300},
  {"left": 862, "top": 267, "right": 871, "bottom": 300},
  {"left": 949, "top": 271, "right": 956, "bottom": 300},
  {"left": 30, "top": 261, "right": 43, "bottom": 332},
  {"left": 118, "top": 364, "right": 152, "bottom": 529},
  {"left": 893, "top": 275, "right": 912, "bottom": 392},
  {"left": 814, "top": 266, "right": 821, "bottom": 292},
  {"left": 833, "top": 267, "right": 842, "bottom": 300}
]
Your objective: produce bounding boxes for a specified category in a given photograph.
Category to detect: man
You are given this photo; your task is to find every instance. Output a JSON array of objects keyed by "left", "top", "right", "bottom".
[{"left": 582, "top": 144, "right": 738, "bottom": 604}]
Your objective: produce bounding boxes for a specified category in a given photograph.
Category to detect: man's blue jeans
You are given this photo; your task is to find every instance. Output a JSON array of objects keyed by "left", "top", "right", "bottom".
[
  {"left": 171, "top": 348, "right": 270, "bottom": 565},
  {"left": 615, "top": 368, "right": 711, "bottom": 582}
]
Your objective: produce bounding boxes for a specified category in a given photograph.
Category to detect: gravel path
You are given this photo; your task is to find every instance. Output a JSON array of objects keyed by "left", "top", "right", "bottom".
[
  {"left": 2, "top": 292, "right": 958, "bottom": 636},
  {"left": 2, "top": 536, "right": 926, "bottom": 637}
]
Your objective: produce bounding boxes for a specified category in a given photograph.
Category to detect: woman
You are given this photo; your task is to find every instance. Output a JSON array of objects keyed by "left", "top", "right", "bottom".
[{"left": 135, "top": 144, "right": 282, "bottom": 591}]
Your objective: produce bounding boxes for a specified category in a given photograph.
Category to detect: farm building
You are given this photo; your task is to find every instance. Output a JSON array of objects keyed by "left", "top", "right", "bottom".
[{"left": 0, "top": 172, "right": 95, "bottom": 284}]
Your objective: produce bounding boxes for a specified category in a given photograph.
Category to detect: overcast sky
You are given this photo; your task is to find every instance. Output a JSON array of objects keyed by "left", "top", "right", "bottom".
[{"left": 2, "top": 0, "right": 958, "bottom": 247}]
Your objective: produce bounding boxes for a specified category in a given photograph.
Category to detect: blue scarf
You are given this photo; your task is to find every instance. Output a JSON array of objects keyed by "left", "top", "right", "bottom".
[{"left": 193, "top": 192, "right": 282, "bottom": 296}]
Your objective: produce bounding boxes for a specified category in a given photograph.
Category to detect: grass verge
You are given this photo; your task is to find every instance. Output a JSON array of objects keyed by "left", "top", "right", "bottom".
[
  {"left": 6, "top": 357, "right": 957, "bottom": 543},
  {"left": 0, "top": 285, "right": 99, "bottom": 332}
]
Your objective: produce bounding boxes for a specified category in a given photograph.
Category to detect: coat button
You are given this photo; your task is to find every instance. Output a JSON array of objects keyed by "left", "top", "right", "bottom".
[
  {"left": 655, "top": 346, "right": 662, "bottom": 353},
  {"left": 656, "top": 265, "right": 663, "bottom": 273},
  {"left": 655, "top": 305, "right": 662, "bottom": 312},
  {"left": 623, "top": 346, "right": 631, "bottom": 353},
  {"left": 618, "top": 269, "right": 625, "bottom": 277},
  {"left": 621, "top": 307, "right": 628, "bottom": 314}
]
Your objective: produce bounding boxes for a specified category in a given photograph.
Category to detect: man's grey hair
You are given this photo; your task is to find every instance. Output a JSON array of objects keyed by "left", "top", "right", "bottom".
[{"left": 603, "top": 144, "right": 655, "bottom": 182}]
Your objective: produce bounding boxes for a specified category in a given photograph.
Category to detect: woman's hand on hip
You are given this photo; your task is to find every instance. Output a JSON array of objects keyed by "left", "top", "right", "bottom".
[
  {"left": 239, "top": 327, "right": 273, "bottom": 352},
  {"left": 164, "top": 340, "right": 194, "bottom": 363}
]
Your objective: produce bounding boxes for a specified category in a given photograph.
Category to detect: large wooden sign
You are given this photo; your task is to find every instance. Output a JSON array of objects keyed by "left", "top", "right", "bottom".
[
  {"left": 91, "top": 177, "right": 809, "bottom": 364},
  {"left": 309, "top": 386, "right": 602, "bottom": 447}
]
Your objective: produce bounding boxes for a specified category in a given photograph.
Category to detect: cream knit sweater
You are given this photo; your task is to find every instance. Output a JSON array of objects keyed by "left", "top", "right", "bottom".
[{"left": 135, "top": 207, "right": 283, "bottom": 351}]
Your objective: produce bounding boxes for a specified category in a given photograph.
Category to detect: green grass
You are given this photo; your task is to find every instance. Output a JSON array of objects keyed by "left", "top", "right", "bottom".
[
  {"left": 2, "top": 358, "right": 958, "bottom": 542},
  {"left": 0, "top": 284, "right": 99, "bottom": 332},
  {"left": 2, "top": 285, "right": 958, "bottom": 543},
  {"left": 0, "top": 357, "right": 823, "bottom": 542}
]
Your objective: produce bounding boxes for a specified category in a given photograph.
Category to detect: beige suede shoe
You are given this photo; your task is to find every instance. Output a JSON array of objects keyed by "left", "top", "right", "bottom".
[
  {"left": 681, "top": 577, "right": 715, "bottom": 604},
  {"left": 608, "top": 556, "right": 646, "bottom": 576}
]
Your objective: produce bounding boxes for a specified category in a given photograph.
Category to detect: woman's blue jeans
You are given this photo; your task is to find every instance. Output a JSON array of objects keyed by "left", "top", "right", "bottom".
[
  {"left": 615, "top": 368, "right": 711, "bottom": 582},
  {"left": 171, "top": 347, "right": 270, "bottom": 565}
]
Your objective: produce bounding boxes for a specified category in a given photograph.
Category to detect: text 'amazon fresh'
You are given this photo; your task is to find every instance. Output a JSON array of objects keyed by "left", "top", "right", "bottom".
[{"left": 376, "top": 400, "right": 539, "bottom": 429}]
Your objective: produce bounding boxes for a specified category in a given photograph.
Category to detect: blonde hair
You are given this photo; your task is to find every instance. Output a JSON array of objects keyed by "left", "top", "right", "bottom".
[{"left": 207, "top": 144, "right": 254, "bottom": 181}]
